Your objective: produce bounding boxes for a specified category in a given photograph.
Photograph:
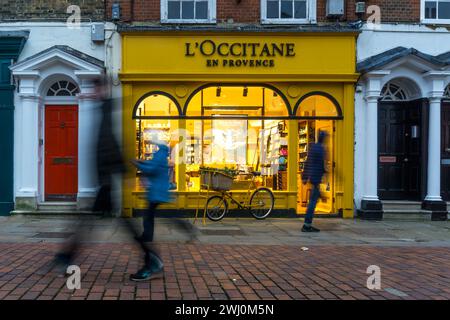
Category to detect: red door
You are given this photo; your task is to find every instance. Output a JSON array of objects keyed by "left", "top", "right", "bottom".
[{"left": 45, "top": 105, "right": 78, "bottom": 201}]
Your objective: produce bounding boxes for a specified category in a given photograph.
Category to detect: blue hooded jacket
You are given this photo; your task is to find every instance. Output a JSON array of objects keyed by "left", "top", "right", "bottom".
[
  {"left": 303, "top": 131, "right": 327, "bottom": 185},
  {"left": 135, "top": 144, "right": 171, "bottom": 203}
]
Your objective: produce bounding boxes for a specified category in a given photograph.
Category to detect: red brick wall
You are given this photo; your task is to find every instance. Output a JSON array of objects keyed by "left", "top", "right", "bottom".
[
  {"left": 217, "top": 0, "right": 260, "bottom": 23},
  {"left": 105, "top": 0, "right": 422, "bottom": 24},
  {"left": 346, "top": 0, "right": 420, "bottom": 23}
]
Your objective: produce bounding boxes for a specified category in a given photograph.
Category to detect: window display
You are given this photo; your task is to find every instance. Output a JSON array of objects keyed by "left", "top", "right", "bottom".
[
  {"left": 185, "top": 86, "right": 289, "bottom": 191},
  {"left": 132, "top": 87, "right": 340, "bottom": 215},
  {"left": 135, "top": 95, "right": 180, "bottom": 190}
]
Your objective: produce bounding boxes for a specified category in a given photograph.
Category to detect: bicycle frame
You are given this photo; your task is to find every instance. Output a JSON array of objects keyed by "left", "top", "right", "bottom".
[{"left": 217, "top": 173, "right": 261, "bottom": 210}]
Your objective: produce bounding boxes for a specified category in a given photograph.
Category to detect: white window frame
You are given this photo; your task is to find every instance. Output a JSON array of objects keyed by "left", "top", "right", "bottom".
[
  {"left": 161, "top": 0, "right": 216, "bottom": 24},
  {"left": 261, "top": 0, "right": 317, "bottom": 24},
  {"left": 421, "top": 0, "right": 450, "bottom": 24}
]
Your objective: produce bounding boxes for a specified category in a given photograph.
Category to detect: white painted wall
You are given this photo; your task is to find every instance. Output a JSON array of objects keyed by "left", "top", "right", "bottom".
[
  {"left": 355, "top": 23, "right": 450, "bottom": 209},
  {"left": 358, "top": 24, "right": 450, "bottom": 61},
  {"left": 1, "top": 22, "right": 123, "bottom": 214}
]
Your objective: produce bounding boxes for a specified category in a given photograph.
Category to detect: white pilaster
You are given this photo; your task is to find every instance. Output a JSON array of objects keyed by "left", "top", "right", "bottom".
[
  {"left": 16, "top": 94, "right": 40, "bottom": 198},
  {"left": 77, "top": 78, "right": 101, "bottom": 201},
  {"left": 362, "top": 71, "right": 390, "bottom": 202},
  {"left": 425, "top": 96, "right": 443, "bottom": 201},
  {"left": 423, "top": 71, "right": 450, "bottom": 202}
]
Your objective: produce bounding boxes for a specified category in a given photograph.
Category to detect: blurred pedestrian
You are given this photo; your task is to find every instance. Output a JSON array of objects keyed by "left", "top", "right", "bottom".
[
  {"left": 129, "top": 142, "right": 170, "bottom": 281},
  {"left": 54, "top": 77, "right": 125, "bottom": 267},
  {"left": 93, "top": 78, "right": 125, "bottom": 216},
  {"left": 301, "top": 131, "right": 327, "bottom": 233}
]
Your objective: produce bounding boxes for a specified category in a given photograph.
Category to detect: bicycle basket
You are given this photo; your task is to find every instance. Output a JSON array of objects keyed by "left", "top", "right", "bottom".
[{"left": 200, "top": 169, "right": 234, "bottom": 191}]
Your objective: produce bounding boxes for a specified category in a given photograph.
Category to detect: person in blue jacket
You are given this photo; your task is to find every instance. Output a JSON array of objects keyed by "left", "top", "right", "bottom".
[
  {"left": 130, "top": 142, "right": 171, "bottom": 281},
  {"left": 301, "top": 131, "right": 327, "bottom": 233}
]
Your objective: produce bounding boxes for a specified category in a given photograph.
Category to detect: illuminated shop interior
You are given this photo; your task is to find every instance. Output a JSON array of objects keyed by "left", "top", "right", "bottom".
[{"left": 134, "top": 86, "right": 338, "bottom": 214}]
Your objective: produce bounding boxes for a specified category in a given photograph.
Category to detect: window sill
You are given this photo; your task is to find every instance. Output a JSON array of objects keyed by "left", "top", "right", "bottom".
[
  {"left": 160, "top": 19, "right": 217, "bottom": 25},
  {"left": 261, "top": 19, "right": 316, "bottom": 25},
  {"left": 420, "top": 19, "right": 450, "bottom": 25}
]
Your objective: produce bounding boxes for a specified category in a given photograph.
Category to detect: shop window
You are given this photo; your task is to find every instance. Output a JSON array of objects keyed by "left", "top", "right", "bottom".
[
  {"left": 47, "top": 80, "right": 79, "bottom": 96},
  {"left": 161, "top": 0, "right": 216, "bottom": 23},
  {"left": 184, "top": 85, "right": 290, "bottom": 192},
  {"left": 134, "top": 93, "right": 181, "bottom": 191},
  {"left": 186, "top": 86, "right": 289, "bottom": 117},
  {"left": 296, "top": 94, "right": 340, "bottom": 118},
  {"left": 422, "top": 0, "right": 450, "bottom": 23},
  {"left": 261, "top": 0, "right": 316, "bottom": 24}
]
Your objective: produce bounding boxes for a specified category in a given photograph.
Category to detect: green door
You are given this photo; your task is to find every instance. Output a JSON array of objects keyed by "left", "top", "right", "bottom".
[{"left": 0, "top": 32, "right": 28, "bottom": 215}]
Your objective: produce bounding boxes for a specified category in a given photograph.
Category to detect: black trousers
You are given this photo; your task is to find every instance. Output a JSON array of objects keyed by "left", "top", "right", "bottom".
[{"left": 142, "top": 202, "right": 159, "bottom": 241}]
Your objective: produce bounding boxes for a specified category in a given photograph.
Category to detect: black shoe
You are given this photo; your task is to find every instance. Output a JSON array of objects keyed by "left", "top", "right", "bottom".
[
  {"left": 302, "top": 225, "right": 320, "bottom": 233},
  {"left": 130, "top": 267, "right": 163, "bottom": 282}
]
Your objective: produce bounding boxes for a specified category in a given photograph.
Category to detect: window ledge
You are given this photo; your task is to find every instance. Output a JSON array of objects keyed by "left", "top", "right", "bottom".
[
  {"left": 421, "top": 18, "right": 450, "bottom": 25},
  {"left": 161, "top": 19, "right": 217, "bottom": 24},
  {"left": 261, "top": 19, "right": 316, "bottom": 25}
]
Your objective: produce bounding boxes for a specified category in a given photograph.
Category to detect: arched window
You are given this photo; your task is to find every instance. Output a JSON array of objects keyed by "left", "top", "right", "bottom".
[
  {"left": 47, "top": 80, "right": 79, "bottom": 96},
  {"left": 380, "top": 82, "right": 408, "bottom": 101},
  {"left": 183, "top": 84, "right": 290, "bottom": 192},
  {"left": 295, "top": 93, "right": 342, "bottom": 118},
  {"left": 184, "top": 84, "right": 290, "bottom": 118},
  {"left": 134, "top": 92, "right": 181, "bottom": 191},
  {"left": 134, "top": 92, "right": 181, "bottom": 118}
]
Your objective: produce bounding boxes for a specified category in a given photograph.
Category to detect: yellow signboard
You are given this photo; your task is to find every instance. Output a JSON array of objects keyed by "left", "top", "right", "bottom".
[{"left": 121, "top": 33, "right": 357, "bottom": 78}]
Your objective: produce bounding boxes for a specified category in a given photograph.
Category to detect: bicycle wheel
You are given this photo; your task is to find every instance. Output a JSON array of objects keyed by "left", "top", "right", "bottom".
[
  {"left": 205, "top": 195, "right": 228, "bottom": 221},
  {"left": 249, "top": 187, "right": 274, "bottom": 219}
]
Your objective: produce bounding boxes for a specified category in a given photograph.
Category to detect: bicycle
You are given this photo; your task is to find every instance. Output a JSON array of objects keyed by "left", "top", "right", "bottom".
[{"left": 204, "top": 171, "right": 275, "bottom": 221}]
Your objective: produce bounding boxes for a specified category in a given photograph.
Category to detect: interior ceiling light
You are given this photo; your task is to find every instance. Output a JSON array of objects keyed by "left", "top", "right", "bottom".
[
  {"left": 243, "top": 86, "right": 248, "bottom": 97},
  {"left": 216, "top": 87, "right": 221, "bottom": 97}
]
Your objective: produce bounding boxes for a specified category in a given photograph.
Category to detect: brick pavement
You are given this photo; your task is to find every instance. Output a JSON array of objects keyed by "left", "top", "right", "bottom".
[{"left": 0, "top": 242, "right": 449, "bottom": 300}]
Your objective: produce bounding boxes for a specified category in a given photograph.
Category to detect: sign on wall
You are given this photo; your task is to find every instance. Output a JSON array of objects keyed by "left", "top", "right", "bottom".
[{"left": 185, "top": 40, "right": 296, "bottom": 68}]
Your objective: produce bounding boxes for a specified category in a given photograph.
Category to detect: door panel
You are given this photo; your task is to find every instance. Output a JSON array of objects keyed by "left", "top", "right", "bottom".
[
  {"left": 378, "top": 101, "right": 422, "bottom": 200},
  {"left": 45, "top": 105, "right": 78, "bottom": 201}
]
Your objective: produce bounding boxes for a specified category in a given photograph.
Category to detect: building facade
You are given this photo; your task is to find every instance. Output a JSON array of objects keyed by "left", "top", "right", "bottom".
[
  {"left": 355, "top": 3, "right": 450, "bottom": 221},
  {"left": 106, "top": 0, "right": 363, "bottom": 218},
  {"left": 3, "top": 0, "right": 449, "bottom": 220},
  {"left": 1, "top": 1, "right": 123, "bottom": 215}
]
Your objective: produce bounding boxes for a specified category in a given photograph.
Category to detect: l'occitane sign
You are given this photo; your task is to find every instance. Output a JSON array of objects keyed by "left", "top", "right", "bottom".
[
  {"left": 121, "top": 33, "right": 357, "bottom": 78},
  {"left": 185, "top": 40, "right": 296, "bottom": 68}
]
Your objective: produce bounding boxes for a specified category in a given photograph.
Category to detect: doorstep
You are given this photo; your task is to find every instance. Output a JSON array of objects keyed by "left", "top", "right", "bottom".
[{"left": 10, "top": 210, "right": 103, "bottom": 216}]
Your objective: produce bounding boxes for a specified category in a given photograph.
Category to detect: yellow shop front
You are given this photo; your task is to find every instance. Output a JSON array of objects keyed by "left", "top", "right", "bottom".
[{"left": 120, "top": 31, "right": 358, "bottom": 218}]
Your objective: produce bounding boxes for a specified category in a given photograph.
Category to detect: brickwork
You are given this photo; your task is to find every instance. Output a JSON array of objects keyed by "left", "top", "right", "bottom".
[
  {"left": 0, "top": 243, "right": 449, "bottom": 300},
  {"left": 0, "top": 0, "right": 105, "bottom": 21},
  {"left": 0, "top": 0, "right": 422, "bottom": 24},
  {"left": 103, "top": 0, "right": 422, "bottom": 24}
]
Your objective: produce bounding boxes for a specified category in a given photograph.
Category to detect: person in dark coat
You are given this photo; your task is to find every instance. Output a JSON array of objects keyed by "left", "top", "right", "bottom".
[
  {"left": 93, "top": 82, "right": 126, "bottom": 215},
  {"left": 301, "top": 131, "right": 327, "bottom": 232},
  {"left": 129, "top": 143, "right": 170, "bottom": 281},
  {"left": 54, "top": 78, "right": 125, "bottom": 267}
]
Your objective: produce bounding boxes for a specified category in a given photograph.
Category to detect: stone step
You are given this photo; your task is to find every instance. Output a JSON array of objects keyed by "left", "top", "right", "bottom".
[
  {"left": 382, "top": 210, "right": 432, "bottom": 221},
  {"left": 11, "top": 210, "right": 101, "bottom": 216},
  {"left": 382, "top": 201, "right": 423, "bottom": 211},
  {"left": 37, "top": 202, "right": 77, "bottom": 212}
]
